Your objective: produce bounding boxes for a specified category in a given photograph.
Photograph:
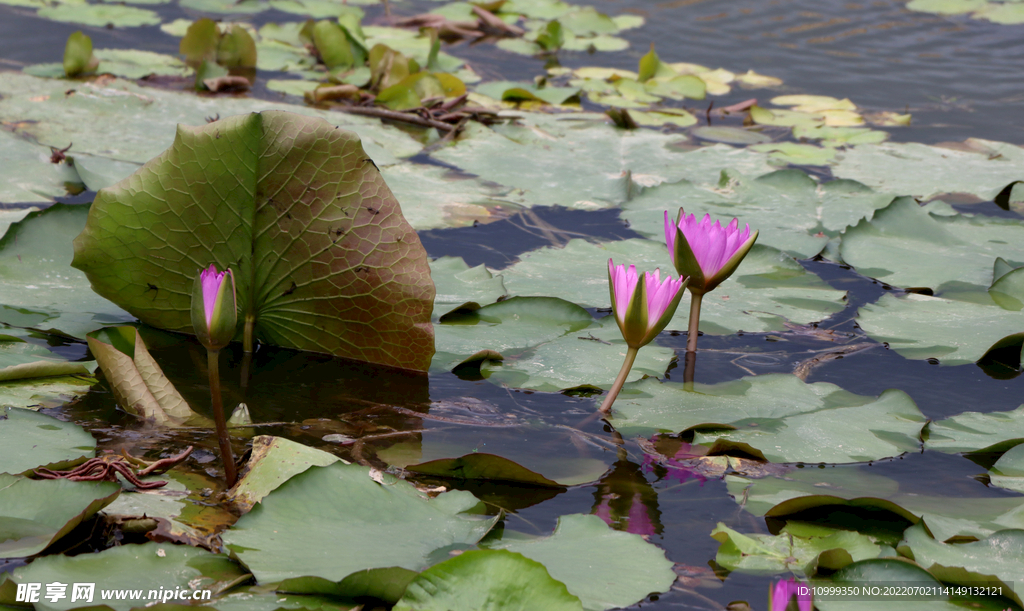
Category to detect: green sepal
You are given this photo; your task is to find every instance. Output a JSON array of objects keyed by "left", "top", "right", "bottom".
[
  {"left": 671, "top": 211, "right": 706, "bottom": 292},
  {"left": 704, "top": 230, "right": 758, "bottom": 293},
  {"left": 637, "top": 276, "right": 688, "bottom": 347}
]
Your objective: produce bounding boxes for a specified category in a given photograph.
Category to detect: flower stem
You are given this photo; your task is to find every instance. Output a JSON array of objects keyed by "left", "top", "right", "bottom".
[
  {"left": 599, "top": 346, "right": 639, "bottom": 415},
  {"left": 686, "top": 292, "right": 703, "bottom": 353},
  {"left": 243, "top": 313, "right": 255, "bottom": 354},
  {"left": 683, "top": 349, "right": 696, "bottom": 391},
  {"left": 207, "top": 348, "right": 237, "bottom": 487}
]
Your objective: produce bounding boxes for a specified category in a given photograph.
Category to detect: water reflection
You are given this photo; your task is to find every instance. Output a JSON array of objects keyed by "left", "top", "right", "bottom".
[{"left": 591, "top": 458, "right": 663, "bottom": 536}]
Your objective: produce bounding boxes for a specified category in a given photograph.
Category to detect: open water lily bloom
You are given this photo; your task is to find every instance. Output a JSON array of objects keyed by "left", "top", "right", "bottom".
[
  {"left": 191, "top": 264, "right": 237, "bottom": 352},
  {"left": 664, "top": 209, "right": 758, "bottom": 295},
  {"left": 608, "top": 260, "right": 687, "bottom": 350}
]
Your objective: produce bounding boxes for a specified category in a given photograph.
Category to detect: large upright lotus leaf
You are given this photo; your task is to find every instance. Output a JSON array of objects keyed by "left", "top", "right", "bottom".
[
  {"left": 480, "top": 314, "right": 675, "bottom": 391},
  {"left": 0, "top": 204, "right": 134, "bottom": 339},
  {"left": 380, "top": 163, "right": 538, "bottom": 231},
  {"left": 0, "top": 336, "right": 95, "bottom": 382},
  {"left": 429, "top": 257, "right": 508, "bottom": 320},
  {"left": 0, "top": 473, "right": 119, "bottom": 558},
  {"left": 621, "top": 169, "right": 895, "bottom": 258},
  {"left": 488, "top": 514, "right": 675, "bottom": 611},
  {"left": 924, "top": 404, "right": 1024, "bottom": 454},
  {"left": 0, "top": 73, "right": 421, "bottom": 174},
  {"left": 897, "top": 523, "right": 1024, "bottom": 607},
  {"left": 988, "top": 443, "right": 1024, "bottom": 494},
  {"left": 0, "top": 407, "right": 95, "bottom": 474},
  {"left": 0, "top": 130, "right": 83, "bottom": 203},
  {"left": 432, "top": 296, "right": 592, "bottom": 371},
  {"left": 607, "top": 374, "right": 925, "bottom": 463},
  {"left": 393, "top": 549, "right": 584, "bottom": 611},
  {"left": 830, "top": 139, "right": 1024, "bottom": 201},
  {"left": 710, "top": 522, "right": 881, "bottom": 576},
  {"left": 499, "top": 238, "right": 846, "bottom": 335},
  {"left": 856, "top": 292, "right": 1024, "bottom": 365},
  {"left": 11, "top": 541, "right": 245, "bottom": 611},
  {"left": 222, "top": 463, "right": 499, "bottom": 583},
  {"left": 840, "top": 197, "right": 1024, "bottom": 290},
  {"left": 71, "top": 111, "right": 434, "bottom": 371},
  {"left": 430, "top": 114, "right": 774, "bottom": 208}
]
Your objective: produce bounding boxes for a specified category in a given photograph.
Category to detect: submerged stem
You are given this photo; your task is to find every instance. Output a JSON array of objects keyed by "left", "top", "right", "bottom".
[
  {"left": 598, "top": 346, "right": 640, "bottom": 415},
  {"left": 207, "top": 349, "right": 237, "bottom": 487},
  {"left": 686, "top": 292, "right": 703, "bottom": 353},
  {"left": 243, "top": 313, "right": 255, "bottom": 354}
]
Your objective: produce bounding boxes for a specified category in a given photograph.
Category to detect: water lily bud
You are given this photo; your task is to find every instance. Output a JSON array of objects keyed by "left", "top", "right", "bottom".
[
  {"left": 608, "top": 259, "right": 687, "bottom": 349},
  {"left": 191, "top": 264, "right": 237, "bottom": 351},
  {"left": 769, "top": 577, "right": 812, "bottom": 611},
  {"left": 664, "top": 209, "right": 758, "bottom": 295}
]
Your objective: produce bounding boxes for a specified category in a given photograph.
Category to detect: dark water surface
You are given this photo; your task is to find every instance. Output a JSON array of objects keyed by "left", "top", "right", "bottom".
[{"left": 3, "top": 1, "right": 1024, "bottom": 609}]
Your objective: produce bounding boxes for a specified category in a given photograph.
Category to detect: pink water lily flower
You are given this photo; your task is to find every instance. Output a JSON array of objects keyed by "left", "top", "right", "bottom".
[
  {"left": 664, "top": 209, "right": 758, "bottom": 295},
  {"left": 770, "top": 577, "right": 813, "bottom": 611},
  {"left": 608, "top": 260, "right": 687, "bottom": 350},
  {"left": 191, "top": 264, "right": 237, "bottom": 352}
]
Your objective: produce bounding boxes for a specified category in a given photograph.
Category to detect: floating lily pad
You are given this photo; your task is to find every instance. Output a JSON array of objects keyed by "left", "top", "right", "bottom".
[
  {"left": 924, "top": 404, "right": 1024, "bottom": 454},
  {"left": 432, "top": 296, "right": 592, "bottom": 371},
  {"left": 897, "top": 523, "right": 1024, "bottom": 607},
  {"left": 711, "top": 522, "right": 881, "bottom": 576},
  {"left": 906, "top": 0, "right": 988, "bottom": 14},
  {"left": 0, "top": 374, "right": 95, "bottom": 410},
  {"left": 0, "top": 130, "right": 83, "bottom": 203},
  {"left": 607, "top": 374, "right": 925, "bottom": 464},
  {"left": 498, "top": 239, "right": 846, "bottom": 335},
  {"left": 223, "top": 463, "right": 498, "bottom": 584},
  {"left": 476, "top": 81, "right": 580, "bottom": 106},
  {"left": 691, "top": 126, "right": 772, "bottom": 145},
  {"left": 0, "top": 337, "right": 94, "bottom": 382},
  {"left": 36, "top": 3, "right": 162, "bottom": 27},
  {"left": 228, "top": 435, "right": 342, "bottom": 512},
  {"left": 0, "top": 204, "right": 134, "bottom": 339},
  {"left": 750, "top": 142, "right": 837, "bottom": 166},
  {"left": 490, "top": 514, "right": 676, "bottom": 611},
  {"left": 429, "top": 256, "right": 508, "bottom": 319},
  {"left": 987, "top": 443, "right": 1024, "bottom": 494},
  {"left": 621, "top": 169, "right": 894, "bottom": 257},
  {"left": 831, "top": 139, "right": 1024, "bottom": 201},
  {"left": 11, "top": 541, "right": 245, "bottom": 611},
  {"left": 430, "top": 113, "right": 774, "bottom": 208},
  {"left": 71, "top": 111, "right": 435, "bottom": 372},
  {"left": 179, "top": 0, "right": 269, "bottom": 13},
  {"left": 68, "top": 155, "right": 144, "bottom": 192},
  {"left": 480, "top": 314, "right": 676, "bottom": 391},
  {"left": 840, "top": 197, "right": 1024, "bottom": 290},
  {"left": 394, "top": 549, "right": 584, "bottom": 611},
  {"left": 0, "top": 473, "right": 119, "bottom": 558},
  {"left": 0, "top": 407, "right": 96, "bottom": 474},
  {"left": 91, "top": 49, "right": 191, "bottom": 79}
]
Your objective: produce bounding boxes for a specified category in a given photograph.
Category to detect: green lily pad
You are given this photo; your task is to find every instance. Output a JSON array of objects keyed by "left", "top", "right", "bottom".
[
  {"left": 792, "top": 125, "right": 889, "bottom": 146},
  {"left": 227, "top": 435, "right": 342, "bottom": 512},
  {"left": 0, "top": 337, "right": 94, "bottom": 382},
  {"left": 36, "top": 3, "right": 161, "bottom": 27},
  {"left": 621, "top": 169, "right": 894, "bottom": 258},
  {"left": 475, "top": 81, "right": 580, "bottom": 106},
  {"left": 499, "top": 239, "right": 846, "bottom": 335},
  {"left": 429, "top": 256, "right": 508, "bottom": 319},
  {"left": 488, "top": 514, "right": 675, "bottom": 610},
  {"left": 750, "top": 142, "right": 837, "bottom": 166},
  {"left": 710, "top": 522, "right": 881, "bottom": 576},
  {"left": 406, "top": 453, "right": 565, "bottom": 487},
  {"left": 432, "top": 296, "right": 592, "bottom": 371},
  {"left": 265, "top": 78, "right": 321, "bottom": 97},
  {"left": 988, "top": 443, "right": 1024, "bottom": 493},
  {"left": 222, "top": 463, "right": 498, "bottom": 583},
  {"left": 0, "top": 72, "right": 421, "bottom": 173},
  {"left": 179, "top": 0, "right": 269, "bottom": 13},
  {"left": 394, "top": 549, "right": 584, "bottom": 611},
  {"left": 831, "top": 139, "right": 1024, "bottom": 201},
  {"left": 977, "top": 1, "right": 1024, "bottom": 24},
  {"left": 430, "top": 112, "right": 774, "bottom": 208},
  {"left": 924, "top": 404, "right": 1024, "bottom": 454},
  {"left": 0, "top": 130, "right": 83, "bottom": 202},
  {"left": 479, "top": 314, "right": 676, "bottom": 391},
  {"left": 840, "top": 197, "right": 1024, "bottom": 290},
  {"left": 0, "top": 407, "right": 96, "bottom": 474},
  {"left": 0, "top": 374, "right": 95, "bottom": 410},
  {"left": 0, "top": 473, "right": 119, "bottom": 558},
  {"left": 607, "top": 374, "right": 926, "bottom": 464},
  {"left": 71, "top": 111, "right": 435, "bottom": 372},
  {"left": 897, "top": 523, "right": 1024, "bottom": 607},
  {"left": 906, "top": 0, "right": 988, "bottom": 14},
  {"left": 691, "top": 126, "right": 772, "bottom": 145},
  {"left": 68, "top": 155, "right": 144, "bottom": 192},
  {"left": 10, "top": 541, "right": 245, "bottom": 611},
  {"left": 91, "top": 49, "right": 191, "bottom": 79},
  {"left": 0, "top": 204, "right": 134, "bottom": 339},
  {"left": 381, "top": 163, "right": 537, "bottom": 231}
]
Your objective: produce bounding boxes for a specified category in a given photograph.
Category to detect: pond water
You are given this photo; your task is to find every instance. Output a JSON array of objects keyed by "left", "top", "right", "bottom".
[{"left": 2, "top": 0, "right": 1024, "bottom": 609}]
